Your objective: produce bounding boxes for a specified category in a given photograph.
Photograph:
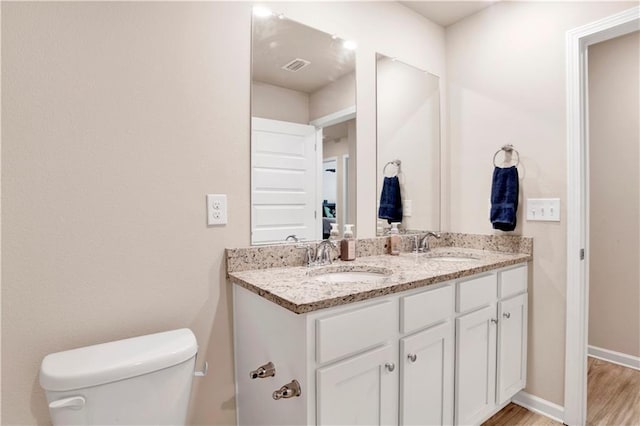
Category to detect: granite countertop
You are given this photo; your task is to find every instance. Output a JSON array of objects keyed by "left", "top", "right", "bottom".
[{"left": 228, "top": 247, "right": 531, "bottom": 314}]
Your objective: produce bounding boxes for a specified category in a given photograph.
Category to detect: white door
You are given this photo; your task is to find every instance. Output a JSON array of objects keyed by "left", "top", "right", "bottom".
[
  {"left": 497, "top": 293, "right": 528, "bottom": 404},
  {"left": 251, "top": 117, "right": 320, "bottom": 244},
  {"left": 317, "top": 345, "right": 398, "bottom": 426},
  {"left": 455, "top": 305, "right": 497, "bottom": 425},
  {"left": 400, "top": 321, "right": 454, "bottom": 426}
]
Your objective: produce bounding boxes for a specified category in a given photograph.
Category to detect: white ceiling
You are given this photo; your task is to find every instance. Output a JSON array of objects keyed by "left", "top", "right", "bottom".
[
  {"left": 400, "top": 1, "right": 498, "bottom": 27},
  {"left": 252, "top": 17, "right": 356, "bottom": 94}
]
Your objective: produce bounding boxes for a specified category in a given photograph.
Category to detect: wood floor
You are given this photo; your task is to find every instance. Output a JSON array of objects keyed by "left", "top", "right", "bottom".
[{"left": 483, "top": 357, "right": 640, "bottom": 426}]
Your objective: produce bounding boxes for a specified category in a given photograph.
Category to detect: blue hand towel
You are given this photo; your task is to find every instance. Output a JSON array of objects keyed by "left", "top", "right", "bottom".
[
  {"left": 378, "top": 176, "right": 403, "bottom": 224},
  {"left": 490, "top": 166, "right": 519, "bottom": 231}
]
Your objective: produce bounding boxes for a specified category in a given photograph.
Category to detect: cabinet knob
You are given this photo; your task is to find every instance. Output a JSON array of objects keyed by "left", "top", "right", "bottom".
[
  {"left": 491, "top": 318, "right": 499, "bottom": 324},
  {"left": 407, "top": 353, "right": 417, "bottom": 363},
  {"left": 385, "top": 362, "right": 395, "bottom": 372},
  {"left": 503, "top": 312, "right": 511, "bottom": 319}
]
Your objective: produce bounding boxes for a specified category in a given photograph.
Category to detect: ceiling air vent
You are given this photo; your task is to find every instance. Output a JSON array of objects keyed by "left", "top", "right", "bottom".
[{"left": 281, "top": 58, "right": 311, "bottom": 72}]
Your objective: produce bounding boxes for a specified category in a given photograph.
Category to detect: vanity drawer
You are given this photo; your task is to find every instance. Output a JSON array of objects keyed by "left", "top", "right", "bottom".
[
  {"left": 456, "top": 273, "right": 497, "bottom": 313},
  {"left": 499, "top": 264, "right": 528, "bottom": 298},
  {"left": 401, "top": 285, "right": 453, "bottom": 334},
  {"left": 316, "top": 301, "right": 396, "bottom": 364}
]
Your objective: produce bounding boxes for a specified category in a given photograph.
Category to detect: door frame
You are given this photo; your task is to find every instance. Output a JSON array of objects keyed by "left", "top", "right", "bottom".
[{"left": 564, "top": 7, "right": 639, "bottom": 425}]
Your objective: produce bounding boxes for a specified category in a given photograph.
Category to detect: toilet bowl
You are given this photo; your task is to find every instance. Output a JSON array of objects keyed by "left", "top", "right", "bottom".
[{"left": 39, "top": 328, "right": 198, "bottom": 425}]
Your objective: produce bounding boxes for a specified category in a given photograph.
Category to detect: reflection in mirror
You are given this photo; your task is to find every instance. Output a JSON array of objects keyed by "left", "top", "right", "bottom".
[
  {"left": 251, "top": 11, "right": 356, "bottom": 245},
  {"left": 376, "top": 54, "right": 440, "bottom": 235}
]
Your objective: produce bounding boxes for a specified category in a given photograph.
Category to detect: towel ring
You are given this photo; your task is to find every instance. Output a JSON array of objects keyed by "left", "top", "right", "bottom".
[
  {"left": 493, "top": 145, "right": 520, "bottom": 168},
  {"left": 383, "top": 160, "right": 401, "bottom": 177}
]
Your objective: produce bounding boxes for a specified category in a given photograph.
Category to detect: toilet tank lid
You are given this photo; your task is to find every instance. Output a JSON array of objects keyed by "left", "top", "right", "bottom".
[{"left": 39, "top": 328, "right": 198, "bottom": 391}]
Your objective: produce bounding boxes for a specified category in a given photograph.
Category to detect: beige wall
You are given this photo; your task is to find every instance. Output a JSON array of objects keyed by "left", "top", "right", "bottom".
[
  {"left": 587, "top": 31, "right": 640, "bottom": 358},
  {"left": 446, "top": 1, "right": 637, "bottom": 406},
  {"left": 309, "top": 72, "right": 356, "bottom": 121},
  {"left": 252, "top": 81, "right": 310, "bottom": 124},
  {"left": 376, "top": 56, "right": 440, "bottom": 231},
  {"left": 322, "top": 119, "right": 356, "bottom": 231},
  {"left": 1, "top": 1, "right": 444, "bottom": 424}
]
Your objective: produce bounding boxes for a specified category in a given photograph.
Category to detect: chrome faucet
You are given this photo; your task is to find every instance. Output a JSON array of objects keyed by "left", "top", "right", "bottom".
[
  {"left": 296, "top": 243, "right": 316, "bottom": 266},
  {"left": 285, "top": 234, "right": 299, "bottom": 242},
  {"left": 297, "top": 239, "right": 337, "bottom": 267},
  {"left": 315, "top": 240, "right": 337, "bottom": 265},
  {"left": 419, "top": 232, "right": 441, "bottom": 252}
]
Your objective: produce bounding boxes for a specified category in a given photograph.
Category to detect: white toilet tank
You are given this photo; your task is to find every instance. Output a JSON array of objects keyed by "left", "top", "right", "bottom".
[{"left": 39, "top": 328, "right": 198, "bottom": 425}]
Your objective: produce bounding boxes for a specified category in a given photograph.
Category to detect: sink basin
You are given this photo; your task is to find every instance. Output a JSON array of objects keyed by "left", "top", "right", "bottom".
[
  {"left": 309, "top": 266, "right": 392, "bottom": 283},
  {"left": 427, "top": 256, "right": 479, "bottom": 262},
  {"left": 424, "top": 254, "right": 481, "bottom": 262}
]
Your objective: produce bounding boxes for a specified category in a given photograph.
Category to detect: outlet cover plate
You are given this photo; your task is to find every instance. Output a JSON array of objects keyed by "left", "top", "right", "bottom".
[{"left": 207, "top": 194, "right": 227, "bottom": 225}]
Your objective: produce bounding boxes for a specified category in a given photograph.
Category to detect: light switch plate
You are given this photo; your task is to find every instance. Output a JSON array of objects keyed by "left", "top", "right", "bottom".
[
  {"left": 526, "top": 198, "right": 560, "bottom": 222},
  {"left": 207, "top": 194, "right": 227, "bottom": 225}
]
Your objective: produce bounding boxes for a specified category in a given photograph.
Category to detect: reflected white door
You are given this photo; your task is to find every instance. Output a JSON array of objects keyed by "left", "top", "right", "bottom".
[{"left": 251, "top": 117, "right": 320, "bottom": 244}]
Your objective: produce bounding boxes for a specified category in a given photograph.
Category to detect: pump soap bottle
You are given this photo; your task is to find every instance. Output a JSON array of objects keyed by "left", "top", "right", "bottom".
[
  {"left": 341, "top": 224, "right": 356, "bottom": 261},
  {"left": 389, "top": 222, "right": 401, "bottom": 255}
]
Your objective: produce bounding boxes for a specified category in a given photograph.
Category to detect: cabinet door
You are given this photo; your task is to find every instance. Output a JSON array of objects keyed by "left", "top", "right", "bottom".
[
  {"left": 455, "top": 305, "right": 497, "bottom": 425},
  {"left": 317, "top": 344, "right": 397, "bottom": 426},
  {"left": 497, "top": 293, "right": 528, "bottom": 404},
  {"left": 400, "top": 321, "right": 453, "bottom": 426}
]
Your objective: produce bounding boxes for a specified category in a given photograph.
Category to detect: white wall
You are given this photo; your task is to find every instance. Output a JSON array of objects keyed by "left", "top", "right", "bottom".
[
  {"left": 446, "top": 1, "right": 637, "bottom": 406},
  {"left": 252, "top": 81, "right": 310, "bottom": 124},
  {"left": 1, "top": 2, "right": 444, "bottom": 424},
  {"left": 588, "top": 31, "right": 640, "bottom": 358}
]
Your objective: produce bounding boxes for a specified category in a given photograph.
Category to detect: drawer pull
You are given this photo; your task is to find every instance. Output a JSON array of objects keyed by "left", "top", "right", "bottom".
[
  {"left": 491, "top": 318, "right": 499, "bottom": 325},
  {"left": 503, "top": 312, "right": 511, "bottom": 319},
  {"left": 385, "top": 362, "right": 395, "bottom": 372},
  {"left": 407, "top": 353, "right": 417, "bottom": 363},
  {"left": 272, "top": 379, "right": 301, "bottom": 400}
]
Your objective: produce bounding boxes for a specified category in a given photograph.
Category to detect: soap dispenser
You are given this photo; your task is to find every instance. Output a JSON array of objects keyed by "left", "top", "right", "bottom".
[
  {"left": 329, "top": 223, "right": 340, "bottom": 240},
  {"left": 340, "top": 224, "right": 356, "bottom": 261},
  {"left": 389, "top": 222, "right": 401, "bottom": 256}
]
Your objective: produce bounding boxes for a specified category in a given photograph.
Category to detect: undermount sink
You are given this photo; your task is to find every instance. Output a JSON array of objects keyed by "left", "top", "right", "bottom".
[
  {"left": 424, "top": 253, "right": 481, "bottom": 262},
  {"left": 309, "top": 266, "right": 392, "bottom": 283}
]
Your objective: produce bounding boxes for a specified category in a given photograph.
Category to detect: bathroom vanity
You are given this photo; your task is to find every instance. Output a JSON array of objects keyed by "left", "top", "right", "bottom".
[{"left": 228, "top": 234, "right": 531, "bottom": 426}]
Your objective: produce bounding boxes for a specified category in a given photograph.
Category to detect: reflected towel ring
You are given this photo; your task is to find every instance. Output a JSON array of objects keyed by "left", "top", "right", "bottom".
[
  {"left": 493, "top": 145, "right": 520, "bottom": 168},
  {"left": 383, "top": 160, "right": 401, "bottom": 177}
]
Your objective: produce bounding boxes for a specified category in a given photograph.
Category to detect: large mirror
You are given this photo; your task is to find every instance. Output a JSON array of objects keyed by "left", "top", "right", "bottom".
[
  {"left": 376, "top": 54, "right": 440, "bottom": 235},
  {"left": 251, "top": 10, "right": 357, "bottom": 245}
]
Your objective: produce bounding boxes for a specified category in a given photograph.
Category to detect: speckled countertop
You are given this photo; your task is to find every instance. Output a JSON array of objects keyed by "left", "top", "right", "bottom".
[{"left": 229, "top": 246, "right": 531, "bottom": 314}]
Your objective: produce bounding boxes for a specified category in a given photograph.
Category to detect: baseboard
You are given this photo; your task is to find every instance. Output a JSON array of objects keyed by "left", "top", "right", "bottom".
[
  {"left": 511, "top": 391, "right": 565, "bottom": 424},
  {"left": 588, "top": 345, "right": 640, "bottom": 371}
]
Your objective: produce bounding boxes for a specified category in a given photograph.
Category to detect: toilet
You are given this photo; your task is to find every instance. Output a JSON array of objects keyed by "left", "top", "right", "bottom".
[{"left": 39, "top": 328, "right": 199, "bottom": 425}]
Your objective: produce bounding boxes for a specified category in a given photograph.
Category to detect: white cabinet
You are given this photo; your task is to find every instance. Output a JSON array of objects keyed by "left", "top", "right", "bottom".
[
  {"left": 497, "top": 293, "right": 528, "bottom": 404},
  {"left": 455, "top": 305, "right": 497, "bottom": 425},
  {"left": 233, "top": 263, "right": 528, "bottom": 426},
  {"left": 400, "top": 321, "right": 453, "bottom": 426},
  {"left": 454, "top": 265, "right": 528, "bottom": 425},
  {"left": 317, "top": 344, "right": 397, "bottom": 426}
]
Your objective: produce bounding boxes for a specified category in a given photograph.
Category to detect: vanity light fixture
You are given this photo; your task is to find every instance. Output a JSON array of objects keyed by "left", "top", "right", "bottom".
[
  {"left": 343, "top": 40, "right": 358, "bottom": 50},
  {"left": 252, "top": 6, "right": 273, "bottom": 18}
]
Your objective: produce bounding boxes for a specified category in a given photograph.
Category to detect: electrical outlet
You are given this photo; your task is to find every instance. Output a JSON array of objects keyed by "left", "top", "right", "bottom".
[{"left": 207, "top": 194, "right": 227, "bottom": 225}]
